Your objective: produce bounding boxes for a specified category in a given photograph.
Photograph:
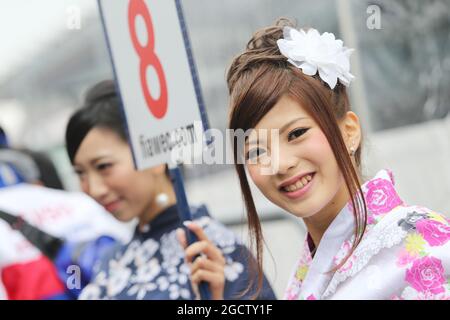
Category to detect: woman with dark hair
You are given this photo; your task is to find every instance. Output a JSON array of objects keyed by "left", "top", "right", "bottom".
[
  {"left": 226, "top": 18, "right": 449, "bottom": 300},
  {"left": 65, "top": 80, "right": 276, "bottom": 300}
]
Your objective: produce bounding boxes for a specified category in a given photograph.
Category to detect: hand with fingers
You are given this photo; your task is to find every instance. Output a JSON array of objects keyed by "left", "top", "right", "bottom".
[{"left": 176, "top": 220, "right": 226, "bottom": 300}]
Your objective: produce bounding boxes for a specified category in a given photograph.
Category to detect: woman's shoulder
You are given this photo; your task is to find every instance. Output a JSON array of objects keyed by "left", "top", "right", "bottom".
[
  {"left": 394, "top": 205, "right": 450, "bottom": 260},
  {"left": 381, "top": 204, "right": 449, "bottom": 245},
  {"left": 368, "top": 203, "right": 450, "bottom": 255},
  {"left": 389, "top": 206, "right": 450, "bottom": 299},
  {"left": 325, "top": 205, "right": 450, "bottom": 299}
]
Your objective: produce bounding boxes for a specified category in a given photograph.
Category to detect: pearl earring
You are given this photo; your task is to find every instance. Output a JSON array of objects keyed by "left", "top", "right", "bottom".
[{"left": 155, "top": 193, "right": 169, "bottom": 207}]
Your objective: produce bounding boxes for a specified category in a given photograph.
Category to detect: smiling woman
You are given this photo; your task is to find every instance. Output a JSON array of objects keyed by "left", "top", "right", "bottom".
[
  {"left": 227, "top": 18, "right": 450, "bottom": 300},
  {"left": 64, "top": 80, "right": 276, "bottom": 300}
]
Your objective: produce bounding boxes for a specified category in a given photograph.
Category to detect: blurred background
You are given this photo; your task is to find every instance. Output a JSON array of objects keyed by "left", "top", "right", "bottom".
[{"left": 0, "top": 0, "right": 449, "bottom": 297}]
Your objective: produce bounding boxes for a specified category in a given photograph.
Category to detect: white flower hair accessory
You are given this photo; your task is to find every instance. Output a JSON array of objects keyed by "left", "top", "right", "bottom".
[{"left": 276, "top": 26, "right": 355, "bottom": 89}]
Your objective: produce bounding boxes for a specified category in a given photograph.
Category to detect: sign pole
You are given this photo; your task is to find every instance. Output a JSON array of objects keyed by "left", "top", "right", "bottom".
[
  {"left": 98, "top": 0, "right": 213, "bottom": 300},
  {"left": 168, "top": 164, "right": 211, "bottom": 300},
  {"left": 171, "top": 0, "right": 213, "bottom": 300}
]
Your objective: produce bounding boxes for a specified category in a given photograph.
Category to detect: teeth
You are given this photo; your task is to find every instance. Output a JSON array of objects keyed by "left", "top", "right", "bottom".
[{"left": 283, "top": 174, "right": 313, "bottom": 192}]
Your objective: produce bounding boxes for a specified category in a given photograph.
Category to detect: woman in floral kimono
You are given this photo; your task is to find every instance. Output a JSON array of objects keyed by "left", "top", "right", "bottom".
[
  {"left": 225, "top": 18, "right": 450, "bottom": 300},
  {"left": 65, "top": 80, "right": 276, "bottom": 300}
]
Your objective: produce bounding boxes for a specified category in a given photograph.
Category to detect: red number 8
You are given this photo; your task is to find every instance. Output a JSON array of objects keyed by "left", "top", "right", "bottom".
[{"left": 128, "top": 0, "right": 168, "bottom": 119}]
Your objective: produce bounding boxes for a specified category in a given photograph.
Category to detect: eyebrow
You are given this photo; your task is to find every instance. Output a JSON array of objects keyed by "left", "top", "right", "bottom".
[
  {"left": 246, "top": 116, "right": 308, "bottom": 145},
  {"left": 89, "top": 156, "right": 109, "bottom": 165}
]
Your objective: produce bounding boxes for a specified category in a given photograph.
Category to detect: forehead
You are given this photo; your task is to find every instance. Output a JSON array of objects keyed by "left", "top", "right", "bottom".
[
  {"left": 73, "top": 127, "right": 128, "bottom": 165},
  {"left": 254, "top": 95, "right": 312, "bottom": 130}
]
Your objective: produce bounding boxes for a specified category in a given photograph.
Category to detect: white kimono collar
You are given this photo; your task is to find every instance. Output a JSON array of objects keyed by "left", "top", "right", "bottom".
[{"left": 285, "top": 169, "right": 406, "bottom": 299}]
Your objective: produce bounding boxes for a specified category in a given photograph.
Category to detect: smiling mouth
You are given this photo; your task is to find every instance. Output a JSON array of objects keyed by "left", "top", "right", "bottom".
[
  {"left": 280, "top": 172, "right": 315, "bottom": 193},
  {"left": 104, "top": 200, "right": 122, "bottom": 212}
]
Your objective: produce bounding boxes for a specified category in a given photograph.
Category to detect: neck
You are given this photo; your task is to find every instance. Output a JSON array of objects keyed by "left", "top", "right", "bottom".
[
  {"left": 138, "top": 183, "right": 177, "bottom": 229},
  {"left": 303, "top": 180, "right": 352, "bottom": 249}
]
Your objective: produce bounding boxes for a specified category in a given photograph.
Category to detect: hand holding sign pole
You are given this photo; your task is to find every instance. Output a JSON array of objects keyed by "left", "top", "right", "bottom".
[{"left": 98, "top": 0, "right": 212, "bottom": 300}]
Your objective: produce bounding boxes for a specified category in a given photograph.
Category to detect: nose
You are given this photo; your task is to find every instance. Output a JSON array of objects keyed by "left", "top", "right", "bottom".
[
  {"left": 276, "top": 149, "right": 299, "bottom": 176},
  {"left": 83, "top": 173, "right": 109, "bottom": 202}
]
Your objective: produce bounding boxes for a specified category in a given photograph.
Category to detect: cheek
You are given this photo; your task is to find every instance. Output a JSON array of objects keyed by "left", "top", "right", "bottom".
[
  {"left": 248, "top": 166, "right": 271, "bottom": 193},
  {"left": 296, "top": 131, "right": 340, "bottom": 182},
  {"left": 303, "top": 130, "right": 334, "bottom": 163},
  {"left": 80, "top": 178, "right": 89, "bottom": 194},
  {"left": 305, "top": 131, "right": 343, "bottom": 188},
  {"left": 105, "top": 166, "right": 137, "bottom": 196},
  {"left": 135, "top": 171, "right": 156, "bottom": 198}
]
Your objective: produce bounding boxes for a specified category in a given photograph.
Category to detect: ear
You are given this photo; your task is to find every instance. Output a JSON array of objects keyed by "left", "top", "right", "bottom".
[{"left": 339, "top": 111, "right": 361, "bottom": 150}]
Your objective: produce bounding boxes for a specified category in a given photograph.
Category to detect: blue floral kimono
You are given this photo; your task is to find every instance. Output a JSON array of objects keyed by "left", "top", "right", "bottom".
[{"left": 79, "top": 204, "right": 276, "bottom": 300}]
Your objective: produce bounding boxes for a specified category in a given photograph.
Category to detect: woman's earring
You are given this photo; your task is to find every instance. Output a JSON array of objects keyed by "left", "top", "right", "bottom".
[
  {"left": 156, "top": 193, "right": 169, "bottom": 207},
  {"left": 349, "top": 144, "right": 356, "bottom": 157}
]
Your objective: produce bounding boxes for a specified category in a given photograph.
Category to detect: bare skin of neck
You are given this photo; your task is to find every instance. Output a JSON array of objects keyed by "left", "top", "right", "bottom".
[
  {"left": 138, "top": 176, "right": 177, "bottom": 229},
  {"left": 303, "top": 170, "right": 362, "bottom": 250},
  {"left": 303, "top": 184, "right": 351, "bottom": 250}
]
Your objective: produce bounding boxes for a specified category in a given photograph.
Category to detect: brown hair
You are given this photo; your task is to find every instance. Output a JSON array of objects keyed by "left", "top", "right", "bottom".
[{"left": 226, "top": 18, "right": 367, "bottom": 298}]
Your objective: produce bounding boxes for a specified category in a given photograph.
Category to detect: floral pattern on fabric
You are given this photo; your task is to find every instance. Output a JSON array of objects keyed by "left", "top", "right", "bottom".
[
  {"left": 79, "top": 205, "right": 276, "bottom": 300},
  {"left": 365, "top": 177, "right": 403, "bottom": 216},
  {"left": 285, "top": 169, "right": 450, "bottom": 300},
  {"left": 396, "top": 211, "right": 450, "bottom": 299},
  {"left": 284, "top": 240, "right": 312, "bottom": 300}
]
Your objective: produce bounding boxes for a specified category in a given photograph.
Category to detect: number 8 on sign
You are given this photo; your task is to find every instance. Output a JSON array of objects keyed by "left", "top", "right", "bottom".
[{"left": 128, "top": 0, "right": 168, "bottom": 119}]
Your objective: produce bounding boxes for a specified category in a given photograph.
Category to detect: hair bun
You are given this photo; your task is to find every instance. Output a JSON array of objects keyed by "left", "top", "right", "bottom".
[
  {"left": 227, "top": 18, "right": 296, "bottom": 93},
  {"left": 84, "top": 80, "right": 118, "bottom": 106},
  {"left": 247, "top": 18, "right": 296, "bottom": 51}
]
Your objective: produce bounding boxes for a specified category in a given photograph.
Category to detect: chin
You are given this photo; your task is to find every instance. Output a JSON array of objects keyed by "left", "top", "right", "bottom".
[
  {"left": 111, "top": 211, "right": 135, "bottom": 222},
  {"left": 281, "top": 199, "right": 321, "bottom": 219}
]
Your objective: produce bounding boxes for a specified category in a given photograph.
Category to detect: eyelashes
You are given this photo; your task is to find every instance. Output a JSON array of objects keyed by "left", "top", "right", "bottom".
[
  {"left": 74, "top": 163, "right": 112, "bottom": 176},
  {"left": 245, "top": 127, "right": 310, "bottom": 161},
  {"left": 287, "top": 127, "right": 309, "bottom": 141},
  {"left": 96, "top": 163, "right": 112, "bottom": 171}
]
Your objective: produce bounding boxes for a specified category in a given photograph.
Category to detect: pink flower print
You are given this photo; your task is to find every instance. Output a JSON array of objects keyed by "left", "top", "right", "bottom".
[
  {"left": 405, "top": 256, "right": 446, "bottom": 295},
  {"left": 284, "top": 285, "right": 300, "bottom": 300},
  {"left": 334, "top": 240, "right": 354, "bottom": 272},
  {"left": 306, "top": 294, "right": 316, "bottom": 300},
  {"left": 396, "top": 248, "right": 417, "bottom": 268},
  {"left": 416, "top": 218, "right": 450, "bottom": 247},
  {"left": 367, "top": 213, "right": 375, "bottom": 225},
  {"left": 416, "top": 291, "right": 450, "bottom": 300},
  {"left": 365, "top": 178, "right": 403, "bottom": 215}
]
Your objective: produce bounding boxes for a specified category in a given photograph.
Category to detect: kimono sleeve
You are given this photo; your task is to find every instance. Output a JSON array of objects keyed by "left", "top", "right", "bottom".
[{"left": 395, "top": 214, "right": 450, "bottom": 300}]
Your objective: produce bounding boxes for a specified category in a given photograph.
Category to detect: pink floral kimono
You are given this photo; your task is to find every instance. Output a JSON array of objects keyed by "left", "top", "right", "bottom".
[{"left": 285, "top": 169, "right": 450, "bottom": 300}]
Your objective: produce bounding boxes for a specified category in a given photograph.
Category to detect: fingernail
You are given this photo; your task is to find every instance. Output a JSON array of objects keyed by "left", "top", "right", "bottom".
[{"left": 183, "top": 220, "right": 192, "bottom": 227}]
